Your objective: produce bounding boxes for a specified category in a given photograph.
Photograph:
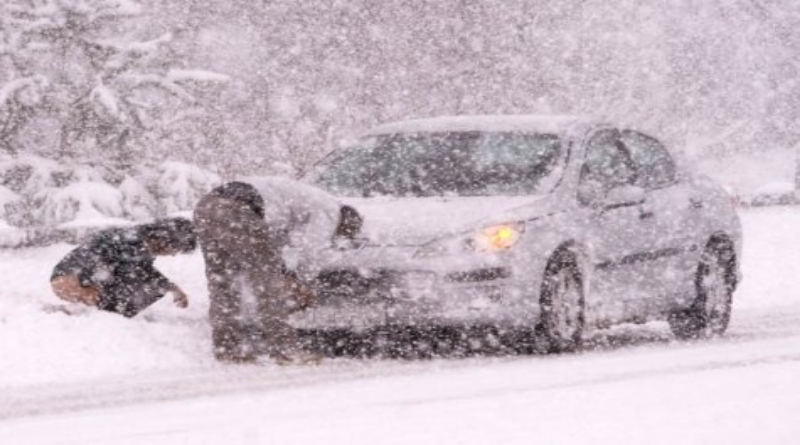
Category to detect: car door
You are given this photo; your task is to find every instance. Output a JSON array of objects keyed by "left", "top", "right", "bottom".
[
  {"left": 579, "top": 128, "right": 657, "bottom": 322},
  {"left": 620, "top": 130, "right": 702, "bottom": 309}
]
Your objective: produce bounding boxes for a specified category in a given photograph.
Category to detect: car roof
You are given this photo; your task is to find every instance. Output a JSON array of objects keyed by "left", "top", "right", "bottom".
[{"left": 360, "top": 114, "right": 593, "bottom": 137}]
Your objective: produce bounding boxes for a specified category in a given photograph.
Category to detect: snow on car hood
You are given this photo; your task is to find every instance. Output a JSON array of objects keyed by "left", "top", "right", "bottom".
[{"left": 342, "top": 195, "right": 545, "bottom": 246}]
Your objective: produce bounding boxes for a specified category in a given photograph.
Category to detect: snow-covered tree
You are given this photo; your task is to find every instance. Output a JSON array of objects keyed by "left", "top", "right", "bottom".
[
  {"left": 1, "top": 0, "right": 229, "bottom": 172},
  {"left": 0, "top": 0, "right": 232, "bottom": 234},
  {"left": 0, "top": 1, "right": 50, "bottom": 156}
]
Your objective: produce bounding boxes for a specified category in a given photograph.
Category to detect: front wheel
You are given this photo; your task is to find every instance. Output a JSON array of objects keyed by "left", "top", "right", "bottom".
[
  {"left": 669, "top": 241, "right": 735, "bottom": 340},
  {"left": 536, "top": 249, "right": 585, "bottom": 353}
]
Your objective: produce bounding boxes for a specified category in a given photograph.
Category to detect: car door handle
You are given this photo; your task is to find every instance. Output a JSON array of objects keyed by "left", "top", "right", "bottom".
[
  {"left": 639, "top": 210, "right": 654, "bottom": 220},
  {"left": 689, "top": 197, "right": 704, "bottom": 209}
]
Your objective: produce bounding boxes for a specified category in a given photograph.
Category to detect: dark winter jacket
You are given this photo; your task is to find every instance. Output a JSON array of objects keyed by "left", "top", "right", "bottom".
[{"left": 51, "top": 227, "right": 172, "bottom": 317}]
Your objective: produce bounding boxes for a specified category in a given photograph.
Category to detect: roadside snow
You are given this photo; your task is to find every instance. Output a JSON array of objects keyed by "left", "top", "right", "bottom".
[
  {"left": 1, "top": 332, "right": 799, "bottom": 445},
  {"left": 0, "top": 245, "right": 213, "bottom": 387},
  {"left": 736, "top": 207, "right": 800, "bottom": 310}
]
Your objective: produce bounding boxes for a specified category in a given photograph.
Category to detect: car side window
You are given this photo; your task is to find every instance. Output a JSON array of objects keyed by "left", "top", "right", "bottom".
[
  {"left": 621, "top": 130, "right": 676, "bottom": 189},
  {"left": 580, "top": 129, "right": 636, "bottom": 190}
]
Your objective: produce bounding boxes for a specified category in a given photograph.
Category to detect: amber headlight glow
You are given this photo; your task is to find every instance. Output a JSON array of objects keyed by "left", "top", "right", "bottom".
[
  {"left": 469, "top": 223, "right": 525, "bottom": 252},
  {"left": 415, "top": 222, "right": 525, "bottom": 258}
]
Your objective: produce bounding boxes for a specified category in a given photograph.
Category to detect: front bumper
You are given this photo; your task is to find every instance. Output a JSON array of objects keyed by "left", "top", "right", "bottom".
[{"left": 288, "top": 247, "right": 539, "bottom": 330}]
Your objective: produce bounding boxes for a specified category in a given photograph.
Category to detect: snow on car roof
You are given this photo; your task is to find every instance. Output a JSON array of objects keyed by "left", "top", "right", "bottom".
[{"left": 361, "top": 114, "right": 590, "bottom": 136}]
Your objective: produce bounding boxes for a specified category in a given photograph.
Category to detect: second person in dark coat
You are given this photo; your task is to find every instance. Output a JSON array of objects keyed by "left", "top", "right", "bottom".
[{"left": 194, "top": 177, "right": 362, "bottom": 364}]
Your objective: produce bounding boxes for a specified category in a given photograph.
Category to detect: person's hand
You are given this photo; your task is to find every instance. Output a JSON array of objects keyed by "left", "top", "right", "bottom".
[
  {"left": 284, "top": 274, "right": 316, "bottom": 312},
  {"left": 170, "top": 284, "right": 189, "bottom": 308},
  {"left": 294, "top": 282, "right": 317, "bottom": 311}
]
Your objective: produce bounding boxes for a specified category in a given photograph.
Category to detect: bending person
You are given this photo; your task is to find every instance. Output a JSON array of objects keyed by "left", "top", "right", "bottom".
[
  {"left": 50, "top": 217, "right": 197, "bottom": 317},
  {"left": 194, "top": 178, "right": 362, "bottom": 364}
]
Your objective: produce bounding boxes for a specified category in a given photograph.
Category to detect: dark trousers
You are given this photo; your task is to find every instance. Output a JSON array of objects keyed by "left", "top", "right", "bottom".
[{"left": 194, "top": 193, "right": 300, "bottom": 360}]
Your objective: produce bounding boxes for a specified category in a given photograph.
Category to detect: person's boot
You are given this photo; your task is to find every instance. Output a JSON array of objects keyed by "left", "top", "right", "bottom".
[
  {"left": 215, "top": 352, "right": 258, "bottom": 364},
  {"left": 214, "top": 344, "right": 257, "bottom": 364}
]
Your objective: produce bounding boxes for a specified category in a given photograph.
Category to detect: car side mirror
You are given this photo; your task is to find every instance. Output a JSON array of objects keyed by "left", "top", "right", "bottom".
[
  {"left": 604, "top": 184, "right": 646, "bottom": 207},
  {"left": 335, "top": 205, "right": 363, "bottom": 239}
]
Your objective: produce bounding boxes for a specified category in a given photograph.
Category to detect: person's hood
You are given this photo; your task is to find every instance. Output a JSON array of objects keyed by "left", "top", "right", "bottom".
[{"left": 341, "top": 195, "right": 549, "bottom": 246}]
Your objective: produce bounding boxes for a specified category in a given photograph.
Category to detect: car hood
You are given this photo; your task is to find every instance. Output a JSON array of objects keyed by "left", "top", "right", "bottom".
[{"left": 341, "top": 195, "right": 547, "bottom": 246}]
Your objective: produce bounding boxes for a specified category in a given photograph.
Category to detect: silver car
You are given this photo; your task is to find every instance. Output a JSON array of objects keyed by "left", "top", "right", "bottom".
[{"left": 296, "top": 115, "right": 742, "bottom": 352}]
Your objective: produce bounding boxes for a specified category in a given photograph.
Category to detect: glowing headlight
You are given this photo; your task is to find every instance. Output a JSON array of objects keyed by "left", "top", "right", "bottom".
[
  {"left": 415, "top": 222, "right": 525, "bottom": 258},
  {"left": 470, "top": 223, "right": 525, "bottom": 252}
]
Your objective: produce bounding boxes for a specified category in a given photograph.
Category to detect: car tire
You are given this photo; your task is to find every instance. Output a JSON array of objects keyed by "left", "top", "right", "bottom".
[
  {"left": 668, "top": 239, "right": 735, "bottom": 340},
  {"left": 536, "top": 249, "right": 585, "bottom": 353}
]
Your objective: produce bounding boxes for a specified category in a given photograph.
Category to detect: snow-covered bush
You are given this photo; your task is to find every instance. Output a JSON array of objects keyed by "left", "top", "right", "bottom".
[
  {"left": 0, "top": 157, "right": 222, "bottom": 238},
  {"left": 0, "top": 155, "right": 66, "bottom": 196},
  {"left": 0, "top": 155, "right": 66, "bottom": 228},
  {"left": 153, "top": 161, "right": 220, "bottom": 215},
  {"left": 0, "top": 158, "right": 122, "bottom": 228},
  {"left": 119, "top": 176, "right": 158, "bottom": 221},
  {"left": 33, "top": 181, "right": 126, "bottom": 227},
  {"left": 1, "top": 160, "right": 127, "bottom": 234}
]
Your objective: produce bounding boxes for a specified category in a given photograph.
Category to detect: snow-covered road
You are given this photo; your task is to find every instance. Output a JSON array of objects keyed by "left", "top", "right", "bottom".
[{"left": 1, "top": 207, "right": 799, "bottom": 444}]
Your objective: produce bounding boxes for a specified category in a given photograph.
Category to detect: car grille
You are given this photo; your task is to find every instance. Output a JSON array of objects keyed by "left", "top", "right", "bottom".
[
  {"left": 315, "top": 269, "right": 379, "bottom": 300},
  {"left": 314, "top": 268, "right": 436, "bottom": 302},
  {"left": 444, "top": 267, "right": 510, "bottom": 283}
]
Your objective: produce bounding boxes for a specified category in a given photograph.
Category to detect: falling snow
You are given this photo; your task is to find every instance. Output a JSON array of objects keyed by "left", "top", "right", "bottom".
[{"left": 1, "top": 0, "right": 799, "bottom": 443}]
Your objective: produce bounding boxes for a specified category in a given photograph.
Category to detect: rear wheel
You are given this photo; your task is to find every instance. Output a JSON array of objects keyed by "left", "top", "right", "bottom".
[
  {"left": 536, "top": 249, "right": 585, "bottom": 353},
  {"left": 669, "top": 240, "right": 735, "bottom": 340}
]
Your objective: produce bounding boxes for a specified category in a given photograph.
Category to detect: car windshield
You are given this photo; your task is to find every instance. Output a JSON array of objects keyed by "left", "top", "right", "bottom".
[{"left": 312, "top": 131, "right": 566, "bottom": 197}]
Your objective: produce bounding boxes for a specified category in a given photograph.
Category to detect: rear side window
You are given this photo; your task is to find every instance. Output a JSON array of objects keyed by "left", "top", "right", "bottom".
[
  {"left": 621, "top": 130, "right": 676, "bottom": 189},
  {"left": 581, "top": 129, "right": 636, "bottom": 190}
]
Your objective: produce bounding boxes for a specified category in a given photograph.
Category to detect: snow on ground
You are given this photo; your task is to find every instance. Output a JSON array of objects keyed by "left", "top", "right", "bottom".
[
  {"left": 0, "top": 207, "right": 799, "bottom": 444},
  {"left": 693, "top": 148, "right": 796, "bottom": 203},
  {"left": 0, "top": 245, "right": 214, "bottom": 387}
]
